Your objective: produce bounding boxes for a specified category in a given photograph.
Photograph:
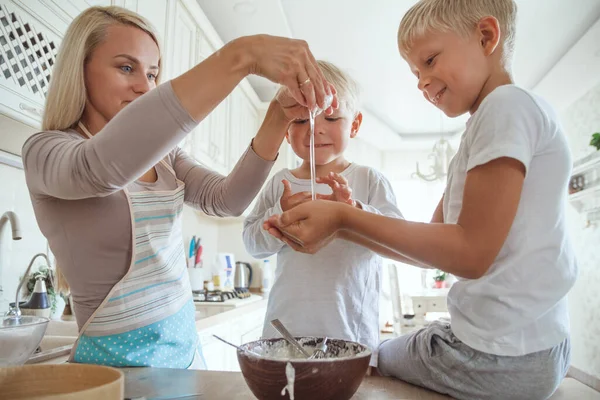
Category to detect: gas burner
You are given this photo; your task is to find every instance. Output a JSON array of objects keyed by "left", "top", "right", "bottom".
[
  {"left": 234, "top": 288, "right": 252, "bottom": 299},
  {"left": 192, "top": 289, "right": 252, "bottom": 302}
]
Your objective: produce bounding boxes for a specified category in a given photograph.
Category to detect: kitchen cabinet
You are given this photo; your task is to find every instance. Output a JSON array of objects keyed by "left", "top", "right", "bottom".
[
  {"left": 111, "top": 0, "right": 169, "bottom": 48},
  {"left": 229, "top": 87, "right": 259, "bottom": 169},
  {"left": 197, "top": 302, "right": 266, "bottom": 372},
  {"left": 165, "top": 0, "right": 262, "bottom": 176},
  {"left": 0, "top": 0, "right": 91, "bottom": 127},
  {"left": 0, "top": 0, "right": 263, "bottom": 175},
  {"left": 0, "top": 0, "right": 168, "bottom": 129}
]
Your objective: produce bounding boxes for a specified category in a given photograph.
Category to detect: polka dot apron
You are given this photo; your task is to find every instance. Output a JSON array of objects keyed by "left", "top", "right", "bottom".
[{"left": 70, "top": 122, "right": 199, "bottom": 368}]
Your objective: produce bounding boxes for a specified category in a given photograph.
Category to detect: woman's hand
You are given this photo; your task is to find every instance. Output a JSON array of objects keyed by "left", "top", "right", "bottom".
[
  {"left": 251, "top": 99, "right": 297, "bottom": 160},
  {"left": 252, "top": 84, "right": 337, "bottom": 160},
  {"left": 238, "top": 35, "right": 337, "bottom": 113},
  {"left": 263, "top": 200, "right": 347, "bottom": 254}
]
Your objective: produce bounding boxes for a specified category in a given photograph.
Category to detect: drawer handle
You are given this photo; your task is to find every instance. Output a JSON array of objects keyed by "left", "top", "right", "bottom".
[{"left": 19, "top": 103, "right": 43, "bottom": 117}]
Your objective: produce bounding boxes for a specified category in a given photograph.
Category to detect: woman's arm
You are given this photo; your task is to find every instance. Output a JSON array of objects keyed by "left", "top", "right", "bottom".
[{"left": 23, "top": 36, "right": 331, "bottom": 199}]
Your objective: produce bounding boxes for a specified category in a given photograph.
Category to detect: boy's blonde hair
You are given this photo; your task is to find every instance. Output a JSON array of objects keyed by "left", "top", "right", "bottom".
[
  {"left": 279, "top": 60, "right": 361, "bottom": 115},
  {"left": 398, "top": 0, "right": 517, "bottom": 66},
  {"left": 317, "top": 60, "right": 361, "bottom": 115},
  {"left": 42, "top": 6, "right": 161, "bottom": 132}
]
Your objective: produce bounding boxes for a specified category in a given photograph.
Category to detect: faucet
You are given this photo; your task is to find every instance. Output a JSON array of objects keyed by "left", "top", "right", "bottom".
[
  {"left": 0, "top": 211, "right": 22, "bottom": 241},
  {"left": 0, "top": 211, "right": 22, "bottom": 312},
  {"left": 4, "top": 253, "right": 51, "bottom": 325}
]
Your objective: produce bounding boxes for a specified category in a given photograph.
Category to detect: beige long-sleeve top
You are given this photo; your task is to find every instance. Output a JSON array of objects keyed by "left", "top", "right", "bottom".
[{"left": 22, "top": 82, "right": 275, "bottom": 329}]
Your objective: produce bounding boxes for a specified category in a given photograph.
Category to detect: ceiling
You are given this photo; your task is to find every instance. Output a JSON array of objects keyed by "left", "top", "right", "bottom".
[{"left": 197, "top": 0, "right": 600, "bottom": 145}]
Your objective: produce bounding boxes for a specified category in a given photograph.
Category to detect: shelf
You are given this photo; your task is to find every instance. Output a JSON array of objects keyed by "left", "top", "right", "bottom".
[
  {"left": 573, "top": 151, "right": 600, "bottom": 175},
  {"left": 569, "top": 151, "right": 600, "bottom": 219}
]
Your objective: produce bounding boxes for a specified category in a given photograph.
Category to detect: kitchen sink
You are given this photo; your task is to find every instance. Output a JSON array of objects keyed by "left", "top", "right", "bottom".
[
  {"left": 38, "top": 335, "right": 77, "bottom": 351},
  {"left": 44, "top": 320, "right": 79, "bottom": 337},
  {"left": 24, "top": 320, "right": 78, "bottom": 364}
]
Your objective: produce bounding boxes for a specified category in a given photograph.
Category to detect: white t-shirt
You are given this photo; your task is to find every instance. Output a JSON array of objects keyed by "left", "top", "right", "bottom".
[
  {"left": 242, "top": 164, "right": 403, "bottom": 363},
  {"left": 444, "top": 85, "right": 578, "bottom": 356}
]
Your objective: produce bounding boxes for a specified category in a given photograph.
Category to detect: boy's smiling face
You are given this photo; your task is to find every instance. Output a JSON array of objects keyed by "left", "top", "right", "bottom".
[
  {"left": 286, "top": 101, "right": 361, "bottom": 165},
  {"left": 402, "top": 28, "right": 492, "bottom": 117}
]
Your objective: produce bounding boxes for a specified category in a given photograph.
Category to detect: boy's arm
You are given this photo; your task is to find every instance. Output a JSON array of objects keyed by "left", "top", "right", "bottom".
[
  {"left": 338, "top": 231, "right": 434, "bottom": 268},
  {"left": 274, "top": 157, "right": 525, "bottom": 279},
  {"left": 342, "top": 171, "right": 435, "bottom": 268},
  {"left": 430, "top": 195, "right": 444, "bottom": 223},
  {"left": 242, "top": 176, "right": 287, "bottom": 259}
]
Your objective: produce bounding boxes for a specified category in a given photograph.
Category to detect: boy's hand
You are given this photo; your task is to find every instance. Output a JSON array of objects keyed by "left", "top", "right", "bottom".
[
  {"left": 264, "top": 200, "right": 345, "bottom": 254},
  {"left": 316, "top": 172, "right": 358, "bottom": 208},
  {"left": 280, "top": 179, "right": 312, "bottom": 212}
]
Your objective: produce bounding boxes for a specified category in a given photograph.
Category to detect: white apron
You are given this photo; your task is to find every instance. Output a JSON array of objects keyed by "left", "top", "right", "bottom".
[{"left": 70, "top": 122, "right": 200, "bottom": 368}]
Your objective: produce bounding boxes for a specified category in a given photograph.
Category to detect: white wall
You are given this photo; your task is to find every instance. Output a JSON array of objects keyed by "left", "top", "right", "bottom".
[
  {"left": 0, "top": 163, "right": 48, "bottom": 312},
  {"left": 561, "top": 82, "right": 600, "bottom": 381},
  {"left": 380, "top": 148, "right": 446, "bottom": 299},
  {"left": 181, "top": 206, "right": 221, "bottom": 273}
]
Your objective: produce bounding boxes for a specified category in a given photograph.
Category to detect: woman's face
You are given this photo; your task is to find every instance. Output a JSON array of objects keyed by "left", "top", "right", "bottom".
[{"left": 82, "top": 24, "right": 160, "bottom": 128}]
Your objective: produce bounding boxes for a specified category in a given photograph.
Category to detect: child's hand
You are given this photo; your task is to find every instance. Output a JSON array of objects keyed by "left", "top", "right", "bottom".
[
  {"left": 280, "top": 179, "right": 312, "bottom": 212},
  {"left": 316, "top": 172, "right": 358, "bottom": 207}
]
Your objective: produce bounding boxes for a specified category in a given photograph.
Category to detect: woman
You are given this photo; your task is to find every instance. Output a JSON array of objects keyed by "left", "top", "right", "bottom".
[{"left": 22, "top": 6, "right": 335, "bottom": 369}]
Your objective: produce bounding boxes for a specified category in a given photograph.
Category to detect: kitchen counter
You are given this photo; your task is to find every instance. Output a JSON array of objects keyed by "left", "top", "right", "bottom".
[
  {"left": 195, "top": 298, "right": 267, "bottom": 331},
  {"left": 122, "top": 367, "right": 452, "bottom": 399},
  {"left": 122, "top": 369, "right": 598, "bottom": 400}
]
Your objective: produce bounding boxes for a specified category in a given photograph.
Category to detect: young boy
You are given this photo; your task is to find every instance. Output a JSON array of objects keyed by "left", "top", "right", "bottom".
[
  {"left": 263, "top": 1, "right": 577, "bottom": 398},
  {"left": 243, "top": 61, "right": 403, "bottom": 365}
]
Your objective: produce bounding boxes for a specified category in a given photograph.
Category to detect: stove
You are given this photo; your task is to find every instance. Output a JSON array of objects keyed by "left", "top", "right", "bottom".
[{"left": 192, "top": 288, "right": 252, "bottom": 303}]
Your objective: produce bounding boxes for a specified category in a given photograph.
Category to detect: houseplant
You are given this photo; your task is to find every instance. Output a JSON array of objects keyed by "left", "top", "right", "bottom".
[
  {"left": 433, "top": 269, "right": 447, "bottom": 289},
  {"left": 23, "top": 265, "right": 68, "bottom": 317},
  {"left": 591, "top": 132, "right": 600, "bottom": 151}
]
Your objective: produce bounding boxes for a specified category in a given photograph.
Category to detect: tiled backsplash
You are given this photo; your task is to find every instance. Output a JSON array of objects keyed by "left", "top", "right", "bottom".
[
  {"left": 562, "top": 82, "right": 600, "bottom": 380},
  {"left": 0, "top": 162, "right": 48, "bottom": 312}
]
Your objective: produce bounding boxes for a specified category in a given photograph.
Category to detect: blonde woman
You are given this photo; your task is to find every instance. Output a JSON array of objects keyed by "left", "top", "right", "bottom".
[{"left": 22, "top": 6, "right": 336, "bottom": 369}]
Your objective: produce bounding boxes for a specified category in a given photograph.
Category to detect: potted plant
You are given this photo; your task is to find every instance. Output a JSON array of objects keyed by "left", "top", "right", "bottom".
[
  {"left": 433, "top": 269, "right": 447, "bottom": 289},
  {"left": 591, "top": 132, "right": 600, "bottom": 151},
  {"left": 23, "top": 265, "right": 68, "bottom": 318}
]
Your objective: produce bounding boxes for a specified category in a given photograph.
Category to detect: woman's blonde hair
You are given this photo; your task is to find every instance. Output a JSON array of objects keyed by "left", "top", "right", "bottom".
[
  {"left": 43, "top": 6, "right": 160, "bottom": 294},
  {"left": 398, "top": 0, "right": 517, "bottom": 66},
  {"left": 42, "top": 6, "right": 161, "bottom": 132}
]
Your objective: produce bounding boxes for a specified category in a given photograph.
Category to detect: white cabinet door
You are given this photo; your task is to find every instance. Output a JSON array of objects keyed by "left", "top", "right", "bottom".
[
  {"left": 228, "top": 88, "right": 258, "bottom": 171},
  {"left": 0, "top": 0, "right": 65, "bottom": 127},
  {"left": 168, "top": 0, "right": 204, "bottom": 161},
  {"left": 0, "top": 1, "right": 108, "bottom": 128},
  {"left": 112, "top": 0, "right": 169, "bottom": 50},
  {"left": 198, "top": 322, "right": 231, "bottom": 371},
  {"left": 208, "top": 96, "right": 229, "bottom": 175},
  {"left": 193, "top": 30, "right": 230, "bottom": 175},
  {"left": 18, "top": 0, "right": 91, "bottom": 34}
]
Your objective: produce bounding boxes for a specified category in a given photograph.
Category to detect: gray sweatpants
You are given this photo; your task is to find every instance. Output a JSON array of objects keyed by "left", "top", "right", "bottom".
[{"left": 378, "top": 321, "right": 570, "bottom": 400}]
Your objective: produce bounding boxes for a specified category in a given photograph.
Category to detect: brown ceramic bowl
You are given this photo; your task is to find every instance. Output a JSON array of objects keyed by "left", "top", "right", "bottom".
[{"left": 237, "top": 337, "right": 371, "bottom": 400}]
